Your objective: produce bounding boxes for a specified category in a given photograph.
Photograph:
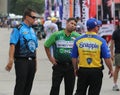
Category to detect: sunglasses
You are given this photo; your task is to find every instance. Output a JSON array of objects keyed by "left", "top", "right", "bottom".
[{"left": 28, "top": 15, "right": 37, "bottom": 19}]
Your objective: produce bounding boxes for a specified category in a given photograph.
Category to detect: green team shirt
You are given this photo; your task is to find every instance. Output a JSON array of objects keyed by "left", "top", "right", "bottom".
[{"left": 44, "top": 30, "right": 80, "bottom": 63}]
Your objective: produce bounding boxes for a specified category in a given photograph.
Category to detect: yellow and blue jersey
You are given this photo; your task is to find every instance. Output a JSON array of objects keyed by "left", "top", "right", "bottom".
[{"left": 71, "top": 32, "right": 110, "bottom": 68}]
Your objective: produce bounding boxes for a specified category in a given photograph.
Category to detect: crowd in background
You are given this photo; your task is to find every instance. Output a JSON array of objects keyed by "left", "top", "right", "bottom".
[{"left": 1, "top": 15, "right": 120, "bottom": 42}]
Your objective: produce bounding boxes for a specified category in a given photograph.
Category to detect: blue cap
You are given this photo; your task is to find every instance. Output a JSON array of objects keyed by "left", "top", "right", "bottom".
[{"left": 86, "top": 18, "right": 102, "bottom": 29}]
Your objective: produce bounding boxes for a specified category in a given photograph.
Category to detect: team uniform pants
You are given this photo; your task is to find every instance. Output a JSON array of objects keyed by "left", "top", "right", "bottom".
[
  {"left": 14, "top": 58, "right": 36, "bottom": 95},
  {"left": 75, "top": 68, "right": 103, "bottom": 95},
  {"left": 50, "top": 64, "right": 75, "bottom": 95}
]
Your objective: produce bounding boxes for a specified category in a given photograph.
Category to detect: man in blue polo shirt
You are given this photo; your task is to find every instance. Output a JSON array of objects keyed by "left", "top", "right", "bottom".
[
  {"left": 5, "top": 8, "right": 38, "bottom": 95},
  {"left": 71, "top": 18, "right": 113, "bottom": 95}
]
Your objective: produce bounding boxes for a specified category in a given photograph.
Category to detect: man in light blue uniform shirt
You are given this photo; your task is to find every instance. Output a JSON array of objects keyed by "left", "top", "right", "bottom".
[
  {"left": 5, "top": 8, "right": 38, "bottom": 95},
  {"left": 10, "top": 22, "right": 38, "bottom": 57}
]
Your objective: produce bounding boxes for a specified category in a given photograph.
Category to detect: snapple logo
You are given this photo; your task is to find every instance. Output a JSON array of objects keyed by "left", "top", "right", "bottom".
[{"left": 79, "top": 42, "right": 99, "bottom": 49}]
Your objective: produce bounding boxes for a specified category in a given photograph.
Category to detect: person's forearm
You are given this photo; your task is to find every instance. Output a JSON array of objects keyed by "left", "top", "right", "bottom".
[
  {"left": 72, "top": 58, "right": 78, "bottom": 70},
  {"left": 104, "top": 58, "right": 113, "bottom": 71},
  {"left": 44, "top": 46, "right": 57, "bottom": 64},
  {"left": 110, "top": 40, "right": 114, "bottom": 56},
  {"left": 9, "top": 44, "right": 15, "bottom": 61},
  {"left": 44, "top": 46, "right": 51, "bottom": 60}
]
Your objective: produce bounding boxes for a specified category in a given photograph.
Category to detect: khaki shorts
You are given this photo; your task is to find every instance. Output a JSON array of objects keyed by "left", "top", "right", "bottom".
[{"left": 114, "top": 53, "right": 120, "bottom": 66}]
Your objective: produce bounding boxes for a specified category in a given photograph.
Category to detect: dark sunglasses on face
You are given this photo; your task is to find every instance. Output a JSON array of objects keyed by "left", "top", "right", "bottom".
[{"left": 28, "top": 15, "right": 37, "bottom": 19}]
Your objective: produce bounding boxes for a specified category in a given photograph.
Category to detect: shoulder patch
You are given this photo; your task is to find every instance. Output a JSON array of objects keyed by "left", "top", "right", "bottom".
[{"left": 15, "top": 24, "right": 23, "bottom": 30}]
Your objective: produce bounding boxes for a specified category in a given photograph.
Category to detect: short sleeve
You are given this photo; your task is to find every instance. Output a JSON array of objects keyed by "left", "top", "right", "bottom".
[
  {"left": 101, "top": 39, "right": 110, "bottom": 58},
  {"left": 10, "top": 28, "right": 20, "bottom": 45},
  {"left": 71, "top": 40, "right": 78, "bottom": 58}
]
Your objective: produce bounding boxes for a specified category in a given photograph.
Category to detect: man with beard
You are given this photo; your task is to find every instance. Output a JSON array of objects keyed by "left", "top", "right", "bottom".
[{"left": 44, "top": 17, "right": 80, "bottom": 95}]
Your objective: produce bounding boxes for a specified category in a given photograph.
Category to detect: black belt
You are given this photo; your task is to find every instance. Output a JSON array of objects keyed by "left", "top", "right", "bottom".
[
  {"left": 15, "top": 57, "right": 36, "bottom": 61},
  {"left": 79, "top": 67, "right": 103, "bottom": 70},
  {"left": 57, "top": 61, "right": 72, "bottom": 66}
]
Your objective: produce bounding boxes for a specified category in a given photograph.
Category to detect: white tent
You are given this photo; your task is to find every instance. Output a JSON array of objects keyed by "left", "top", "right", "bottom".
[{"left": 8, "top": 13, "right": 22, "bottom": 19}]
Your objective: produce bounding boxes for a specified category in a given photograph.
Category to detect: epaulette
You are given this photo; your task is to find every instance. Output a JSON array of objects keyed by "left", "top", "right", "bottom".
[{"left": 15, "top": 24, "right": 23, "bottom": 30}]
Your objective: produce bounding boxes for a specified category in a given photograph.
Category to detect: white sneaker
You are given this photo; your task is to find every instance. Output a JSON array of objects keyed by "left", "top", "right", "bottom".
[{"left": 112, "top": 85, "right": 120, "bottom": 91}]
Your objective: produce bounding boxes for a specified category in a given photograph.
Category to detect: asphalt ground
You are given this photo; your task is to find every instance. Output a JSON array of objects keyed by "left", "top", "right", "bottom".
[{"left": 0, "top": 28, "right": 120, "bottom": 95}]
